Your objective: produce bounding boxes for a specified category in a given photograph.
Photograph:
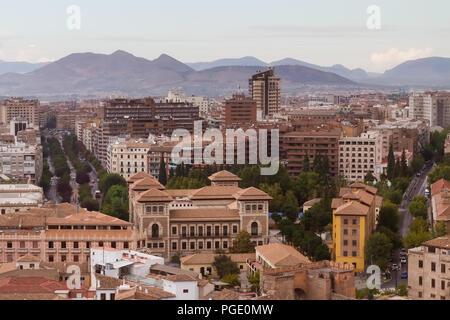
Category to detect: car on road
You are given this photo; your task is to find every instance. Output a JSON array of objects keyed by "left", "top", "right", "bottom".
[
  {"left": 391, "top": 264, "right": 398, "bottom": 271},
  {"left": 401, "top": 271, "right": 408, "bottom": 279},
  {"left": 416, "top": 172, "right": 421, "bottom": 177},
  {"left": 400, "top": 257, "right": 407, "bottom": 264},
  {"left": 400, "top": 248, "right": 407, "bottom": 256}
]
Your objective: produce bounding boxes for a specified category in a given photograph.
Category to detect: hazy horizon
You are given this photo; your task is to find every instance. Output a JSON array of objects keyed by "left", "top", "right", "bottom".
[{"left": 1, "top": 0, "right": 449, "bottom": 72}]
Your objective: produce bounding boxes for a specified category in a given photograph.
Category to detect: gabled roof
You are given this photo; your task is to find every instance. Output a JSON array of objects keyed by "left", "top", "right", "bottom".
[
  {"left": 303, "top": 198, "right": 321, "bottom": 208},
  {"left": 17, "top": 254, "right": 40, "bottom": 263},
  {"left": 126, "top": 172, "right": 157, "bottom": 184},
  {"left": 431, "top": 179, "right": 450, "bottom": 196},
  {"left": 233, "top": 187, "right": 272, "bottom": 201},
  {"left": 208, "top": 170, "right": 241, "bottom": 182},
  {"left": 334, "top": 201, "right": 370, "bottom": 216},
  {"left": 130, "top": 177, "right": 165, "bottom": 191},
  {"left": 423, "top": 236, "right": 450, "bottom": 249},
  {"left": 136, "top": 188, "right": 173, "bottom": 202},
  {"left": 255, "top": 243, "right": 310, "bottom": 268},
  {"left": 189, "top": 186, "right": 241, "bottom": 200},
  {"left": 331, "top": 198, "right": 345, "bottom": 209},
  {"left": 180, "top": 253, "right": 255, "bottom": 265}
]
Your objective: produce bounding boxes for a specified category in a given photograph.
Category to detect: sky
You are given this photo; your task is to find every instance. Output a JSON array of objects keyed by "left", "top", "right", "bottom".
[{"left": 0, "top": 0, "right": 449, "bottom": 72}]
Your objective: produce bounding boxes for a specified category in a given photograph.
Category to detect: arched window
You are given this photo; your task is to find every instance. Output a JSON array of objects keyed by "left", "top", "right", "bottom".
[
  {"left": 151, "top": 224, "right": 159, "bottom": 238},
  {"left": 251, "top": 222, "right": 258, "bottom": 236}
]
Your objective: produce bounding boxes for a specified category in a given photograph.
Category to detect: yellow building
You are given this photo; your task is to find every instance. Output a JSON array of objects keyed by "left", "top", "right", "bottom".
[{"left": 331, "top": 182, "right": 382, "bottom": 272}]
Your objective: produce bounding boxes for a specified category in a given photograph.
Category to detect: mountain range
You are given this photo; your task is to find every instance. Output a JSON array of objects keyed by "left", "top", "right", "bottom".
[
  {"left": 0, "top": 60, "right": 48, "bottom": 75},
  {"left": 0, "top": 51, "right": 449, "bottom": 98}
]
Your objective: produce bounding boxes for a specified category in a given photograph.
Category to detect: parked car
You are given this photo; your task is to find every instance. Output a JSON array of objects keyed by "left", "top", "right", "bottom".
[
  {"left": 401, "top": 271, "right": 408, "bottom": 279},
  {"left": 391, "top": 264, "right": 398, "bottom": 271},
  {"left": 401, "top": 257, "right": 407, "bottom": 264},
  {"left": 400, "top": 248, "right": 407, "bottom": 256},
  {"left": 416, "top": 172, "right": 421, "bottom": 177}
]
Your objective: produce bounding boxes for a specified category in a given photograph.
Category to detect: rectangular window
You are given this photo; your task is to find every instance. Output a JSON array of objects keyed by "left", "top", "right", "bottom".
[
  {"left": 172, "top": 242, "right": 177, "bottom": 250},
  {"left": 343, "top": 240, "right": 348, "bottom": 246},
  {"left": 352, "top": 251, "right": 357, "bottom": 257},
  {"left": 215, "top": 241, "right": 220, "bottom": 249},
  {"left": 431, "top": 279, "right": 435, "bottom": 288},
  {"left": 352, "top": 240, "right": 357, "bottom": 246},
  {"left": 207, "top": 226, "right": 211, "bottom": 236},
  {"left": 182, "top": 242, "right": 187, "bottom": 250},
  {"left": 190, "top": 242, "right": 195, "bottom": 250},
  {"left": 343, "top": 251, "right": 348, "bottom": 257},
  {"left": 223, "top": 226, "right": 228, "bottom": 236},
  {"left": 123, "top": 242, "right": 128, "bottom": 249},
  {"left": 343, "top": 229, "right": 348, "bottom": 235},
  {"left": 419, "top": 260, "right": 423, "bottom": 268},
  {"left": 172, "top": 226, "right": 177, "bottom": 235},
  {"left": 183, "top": 289, "right": 189, "bottom": 294},
  {"left": 431, "top": 262, "right": 436, "bottom": 272},
  {"left": 441, "top": 280, "right": 445, "bottom": 290},
  {"left": 74, "top": 242, "right": 79, "bottom": 249},
  {"left": 198, "top": 242, "right": 203, "bottom": 249},
  {"left": 233, "top": 226, "right": 238, "bottom": 234},
  {"left": 352, "top": 229, "right": 357, "bottom": 235},
  {"left": 182, "top": 227, "right": 187, "bottom": 237},
  {"left": 419, "top": 276, "right": 422, "bottom": 285},
  {"left": 190, "top": 226, "right": 195, "bottom": 237},
  {"left": 344, "top": 219, "right": 348, "bottom": 225},
  {"left": 215, "top": 226, "right": 220, "bottom": 236},
  {"left": 73, "top": 255, "right": 79, "bottom": 262},
  {"left": 207, "top": 242, "right": 211, "bottom": 249},
  {"left": 441, "top": 264, "right": 446, "bottom": 273},
  {"left": 223, "top": 241, "right": 228, "bottom": 249},
  {"left": 48, "top": 241, "right": 53, "bottom": 249},
  {"left": 198, "top": 226, "right": 203, "bottom": 237}
]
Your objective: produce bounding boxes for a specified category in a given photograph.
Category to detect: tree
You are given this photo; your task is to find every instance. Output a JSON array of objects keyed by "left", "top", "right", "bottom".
[
  {"left": 410, "top": 155, "right": 425, "bottom": 173},
  {"left": 212, "top": 255, "right": 239, "bottom": 278},
  {"left": 229, "top": 231, "right": 256, "bottom": 253},
  {"left": 364, "top": 171, "right": 376, "bottom": 184},
  {"left": 433, "top": 221, "right": 447, "bottom": 237},
  {"left": 159, "top": 155, "right": 167, "bottom": 185},
  {"left": 80, "top": 198, "right": 99, "bottom": 211},
  {"left": 99, "top": 173, "right": 127, "bottom": 195},
  {"left": 386, "top": 189, "right": 403, "bottom": 205},
  {"left": 377, "top": 201, "right": 400, "bottom": 233},
  {"left": 101, "top": 185, "right": 129, "bottom": 220},
  {"left": 387, "top": 144, "right": 395, "bottom": 180},
  {"left": 221, "top": 274, "right": 240, "bottom": 287},
  {"left": 302, "top": 155, "right": 310, "bottom": 172},
  {"left": 403, "top": 217, "right": 432, "bottom": 249},
  {"left": 408, "top": 200, "right": 428, "bottom": 219},
  {"left": 365, "top": 233, "right": 393, "bottom": 271},
  {"left": 378, "top": 226, "right": 402, "bottom": 250},
  {"left": 247, "top": 271, "right": 260, "bottom": 293}
]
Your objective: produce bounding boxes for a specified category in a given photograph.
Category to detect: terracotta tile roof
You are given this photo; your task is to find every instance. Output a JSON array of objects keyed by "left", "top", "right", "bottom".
[
  {"left": 432, "top": 192, "right": 450, "bottom": 222},
  {"left": 126, "top": 172, "right": 157, "bottom": 184},
  {"left": 189, "top": 186, "right": 241, "bottom": 200},
  {"left": 17, "top": 254, "right": 40, "bottom": 263},
  {"left": 46, "top": 210, "right": 131, "bottom": 226},
  {"left": 95, "top": 274, "right": 123, "bottom": 289},
  {"left": 130, "top": 177, "right": 165, "bottom": 191},
  {"left": 136, "top": 188, "right": 173, "bottom": 202},
  {"left": 180, "top": 253, "right": 255, "bottom": 265},
  {"left": 0, "top": 276, "right": 68, "bottom": 294},
  {"left": 132, "top": 286, "right": 175, "bottom": 300},
  {"left": 208, "top": 170, "right": 241, "bottom": 182},
  {"left": 334, "top": 201, "right": 370, "bottom": 216},
  {"left": 149, "top": 264, "right": 199, "bottom": 278},
  {"left": 0, "top": 269, "right": 60, "bottom": 281},
  {"left": 431, "top": 179, "right": 450, "bottom": 196},
  {"left": 233, "top": 187, "right": 272, "bottom": 201},
  {"left": 170, "top": 208, "right": 240, "bottom": 221},
  {"left": 255, "top": 243, "right": 310, "bottom": 268},
  {"left": 164, "top": 274, "right": 198, "bottom": 282},
  {"left": 303, "top": 198, "right": 322, "bottom": 208},
  {"left": 423, "top": 236, "right": 450, "bottom": 249},
  {"left": 212, "top": 288, "right": 241, "bottom": 300},
  {"left": 0, "top": 263, "right": 17, "bottom": 275},
  {"left": 331, "top": 198, "right": 345, "bottom": 209},
  {"left": 0, "top": 293, "right": 66, "bottom": 300},
  {"left": 165, "top": 189, "right": 192, "bottom": 197}
]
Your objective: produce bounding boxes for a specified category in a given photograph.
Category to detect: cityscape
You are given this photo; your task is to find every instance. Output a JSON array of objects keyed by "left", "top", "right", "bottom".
[{"left": 0, "top": 0, "right": 449, "bottom": 306}]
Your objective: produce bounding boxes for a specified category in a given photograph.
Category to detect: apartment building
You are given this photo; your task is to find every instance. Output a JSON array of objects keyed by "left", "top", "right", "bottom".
[
  {"left": 106, "top": 139, "right": 154, "bottom": 179},
  {"left": 408, "top": 236, "right": 450, "bottom": 300},
  {"left": 223, "top": 94, "right": 256, "bottom": 127},
  {"left": 249, "top": 68, "right": 281, "bottom": 119},
  {"left": 332, "top": 182, "right": 382, "bottom": 272},
  {"left": 0, "top": 184, "right": 44, "bottom": 215},
  {"left": 0, "top": 203, "right": 144, "bottom": 264},
  {"left": 0, "top": 143, "right": 43, "bottom": 184},
  {"left": 0, "top": 98, "right": 39, "bottom": 128},
  {"left": 128, "top": 170, "right": 271, "bottom": 259},
  {"left": 281, "top": 127, "right": 341, "bottom": 177},
  {"left": 338, "top": 131, "right": 382, "bottom": 182},
  {"left": 409, "top": 92, "right": 450, "bottom": 127}
]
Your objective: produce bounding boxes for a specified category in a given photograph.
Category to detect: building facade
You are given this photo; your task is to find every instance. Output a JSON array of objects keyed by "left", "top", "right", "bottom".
[{"left": 249, "top": 68, "right": 281, "bottom": 119}]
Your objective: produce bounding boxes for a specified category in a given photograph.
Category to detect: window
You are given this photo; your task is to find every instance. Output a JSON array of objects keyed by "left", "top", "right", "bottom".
[
  {"left": 74, "top": 242, "right": 79, "bottom": 249},
  {"left": 172, "top": 226, "right": 177, "bottom": 235},
  {"left": 343, "top": 229, "right": 348, "bottom": 235},
  {"left": 123, "top": 242, "right": 128, "bottom": 249},
  {"left": 251, "top": 222, "right": 258, "bottom": 236},
  {"left": 419, "top": 260, "right": 423, "bottom": 268},
  {"left": 99, "top": 241, "right": 103, "bottom": 247},
  {"left": 419, "top": 276, "right": 422, "bottom": 285},
  {"left": 215, "top": 226, "right": 220, "bottom": 236},
  {"left": 61, "top": 255, "right": 66, "bottom": 262},
  {"left": 223, "top": 241, "right": 228, "bottom": 249},
  {"left": 182, "top": 227, "right": 187, "bottom": 237},
  {"left": 233, "top": 225, "right": 238, "bottom": 234},
  {"left": 190, "top": 226, "right": 195, "bottom": 237},
  {"left": 198, "top": 242, "right": 203, "bottom": 249},
  {"left": 183, "top": 289, "right": 189, "bottom": 294},
  {"left": 48, "top": 241, "right": 53, "bottom": 249},
  {"left": 111, "top": 242, "right": 116, "bottom": 249},
  {"left": 352, "top": 229, "right": 357, "bottom": 235},
  {"left": 418, "top": 292, "right": 422, "bottom": 298},
  {"left": 442, "top": 264, "right": 446, "bottom": 273},
  {"left": 207, "top": 226, "right": 211, "bottom": 236},
  {"left": 258, "top": 204, "right": 263, "bottom": 211},
  {"left": 49, "top": 255, "right": 54, "bottom": 262},
  {"left": 352, "top": 240, "right": 357, "bottom": 246},
  {"left": 343, "top": 240, "right": 348, "bottom": 246},
  {"left": 182, "top": 242, "right": 187, "bottom": 250},
  {"left": 198, "top": 226, "right": 203, "bottom": 237},
  {"left": 344, "top": 219, "right": 348, "bottom": 225},
  {"left": 352, "top": 251, "right": 357, "bottom": 257},
  {"left": 343, "top": 251, "right": 348, "bottom": 257},
  {"left": 431, "top": 262, "right": 436, "bottom": 272},
  {"left": 431, "top": 279, "right": 435, "bottom": 288},
  {"left": 441, "top": 280, "right": 445, "bottom": 290},
  {"left": 190, "top": 242, "right": 195, "bottom": 250},
  {"left": 215, "top": 241, "right": 220, "bottom": 249},
  {"left": 207, "top": 242, "right": 211, "bottom": 249},
  {"left": 223, "top": 226, "right": 228, "bottom": 236},
  {"left": 33, "top": 241, "right": 38, "bottom": 249},
  {"left": 20, "top": 241, "right": 25, "bottom": 248},
  {"left": 172, "top": 242, "right": 177, "bottom": 250},
  {"left": 73, "top": 255, "right": 79, "bottom": 262},
  {"left": 246, "top": 205, "right": 251, "bottom": 211},
  {"left": 352, "top": 219, "right": 357, "bottom": 225},
  {"left": 151, "top": 224, "right": 159, "bottom": 238}
]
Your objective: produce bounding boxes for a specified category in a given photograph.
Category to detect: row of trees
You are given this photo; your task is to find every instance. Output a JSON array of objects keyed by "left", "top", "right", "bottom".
[{"left": 43, "top": 136, "right": 72, "bottom": 202}]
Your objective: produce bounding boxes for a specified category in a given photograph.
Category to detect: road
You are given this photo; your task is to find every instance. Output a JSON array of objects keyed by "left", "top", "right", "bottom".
[
  {"left": 382, "top": 161, "right": 434, "bottom": 289},
  {"left": 45, "top": 157, "right": 61, "bottom": 204}
]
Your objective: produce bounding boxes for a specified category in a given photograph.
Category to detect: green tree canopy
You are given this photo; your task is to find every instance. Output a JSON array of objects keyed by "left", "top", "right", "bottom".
[
  {"left": 365, "top": 232, "right": 393, "bottom": 271},
  {"left": 229, "top": 231, "right": 256, "bottom": 253},
  {"left": 377, "top": 201, "right": 400, "bottom": 233},
  {"left": 212, "top": 255, "right": 240, "bottom": 278}
]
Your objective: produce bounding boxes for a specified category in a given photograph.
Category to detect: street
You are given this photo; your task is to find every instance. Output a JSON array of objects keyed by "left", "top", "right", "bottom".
[{"left": 382, "top": 161, "right": 434, "bottom": 289}]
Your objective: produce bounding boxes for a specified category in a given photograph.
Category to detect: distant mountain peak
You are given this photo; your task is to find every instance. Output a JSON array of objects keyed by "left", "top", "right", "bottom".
[{"left": 111, "top": 50, "right": 133, "bottom": 56}]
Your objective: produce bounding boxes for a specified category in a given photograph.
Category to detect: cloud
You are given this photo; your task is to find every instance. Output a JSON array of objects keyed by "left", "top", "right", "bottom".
[{"left": 371, "top": 47, "right": 433, "bottom": 69}]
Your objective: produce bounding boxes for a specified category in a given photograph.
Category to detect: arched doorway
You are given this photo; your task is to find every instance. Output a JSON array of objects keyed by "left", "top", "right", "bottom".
[
  {"left": 294, "top": 288, "right": 307, "bottom": 300},
  {"left": 251, "top": 222, "right": 258, "bottom": 236},
  {"left": 151, "top": 224, "right": 159, "bottom": 238}
]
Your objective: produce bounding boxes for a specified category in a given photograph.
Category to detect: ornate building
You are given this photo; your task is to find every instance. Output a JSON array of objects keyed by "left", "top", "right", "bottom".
[{"left": 128, "top": 170, "right": 272, "bottom": 259}]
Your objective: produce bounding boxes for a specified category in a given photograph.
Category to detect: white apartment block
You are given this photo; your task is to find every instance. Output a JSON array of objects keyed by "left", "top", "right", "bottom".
[
  {"left": 106, "top": 138, "right": 153, "bottom": 179},
  {"left": 410, "top": 92, "right": 450, "bottom": 127},
  {"left": 338, "top": 132, "right": 382, "bottom": 182},
  {"left": 167, "top": 90, "right": 209, "bottom": 116},
  {"left": 0, "top": 143, "right": 43, "bottom": 184}
]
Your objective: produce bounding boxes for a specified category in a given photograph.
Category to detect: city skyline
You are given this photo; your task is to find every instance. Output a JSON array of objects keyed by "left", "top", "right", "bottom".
[{"left": 0, "top": 0, "right": 449, "bottom": 72}]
